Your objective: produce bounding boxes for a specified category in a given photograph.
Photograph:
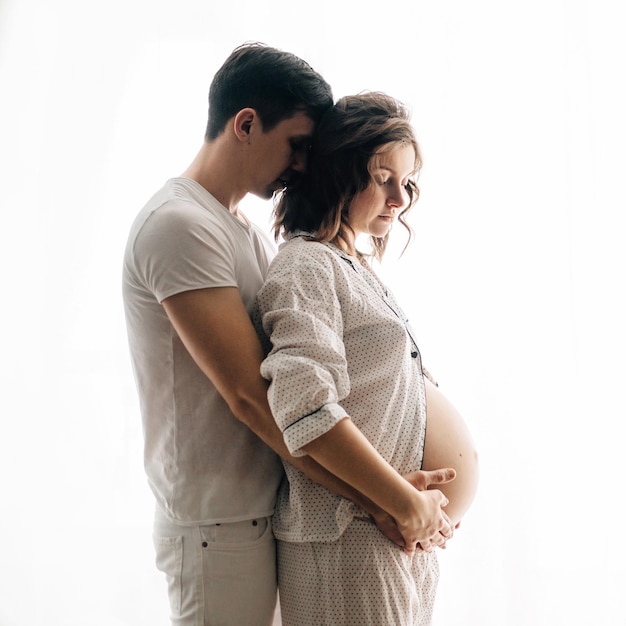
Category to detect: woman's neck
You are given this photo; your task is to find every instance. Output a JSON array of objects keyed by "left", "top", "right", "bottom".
[{"left": 332, "top": 232, "right": 357, "bottom": 257}]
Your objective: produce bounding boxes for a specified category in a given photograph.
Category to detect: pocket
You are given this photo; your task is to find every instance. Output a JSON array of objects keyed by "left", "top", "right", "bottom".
[
  {"left": 153, "top": 535, "right": 183, "bottom": 613},
  {"left": 203, "top": 517, "right": 271, "bottom": 549},
  {"left": 200, "top": 520, "right": 277, "bottom": 624}
]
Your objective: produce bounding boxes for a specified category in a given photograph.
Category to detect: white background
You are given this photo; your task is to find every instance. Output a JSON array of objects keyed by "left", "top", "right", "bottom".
[{"left": 1, "top": 1, "right": 625, "bottom": 624}]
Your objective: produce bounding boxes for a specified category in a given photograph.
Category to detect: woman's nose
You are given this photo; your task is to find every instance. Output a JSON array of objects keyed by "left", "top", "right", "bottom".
[{"left": 387, "top": 183, "right": 408, "bottom": 208}]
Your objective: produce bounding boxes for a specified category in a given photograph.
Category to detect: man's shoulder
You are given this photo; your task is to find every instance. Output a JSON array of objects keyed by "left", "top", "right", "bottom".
[
  {"left": 131, "top": 180, "right": 236, "bottom": 246},
  {"left": 143, "top": 179, "right": 219, "bottom": 221}
]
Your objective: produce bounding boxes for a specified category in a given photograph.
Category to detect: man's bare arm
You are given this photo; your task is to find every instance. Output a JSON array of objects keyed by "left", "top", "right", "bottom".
[{"left": 162, "top": 287, "right": 390, "bottom": 518}]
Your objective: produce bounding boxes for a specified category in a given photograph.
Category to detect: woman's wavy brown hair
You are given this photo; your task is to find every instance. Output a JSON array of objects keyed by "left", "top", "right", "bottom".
[{"left": 272, "top": 91, "right": 422, "bottom": 260}]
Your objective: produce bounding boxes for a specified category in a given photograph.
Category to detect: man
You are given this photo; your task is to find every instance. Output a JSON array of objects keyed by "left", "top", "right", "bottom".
[{"left": 123, "top": 42, "right": 454, "bottom": 625}]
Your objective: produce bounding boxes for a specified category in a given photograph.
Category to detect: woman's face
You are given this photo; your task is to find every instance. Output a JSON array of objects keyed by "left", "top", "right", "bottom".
[{"left": 346, "top": 143, "right": 416, "bottom": 246}]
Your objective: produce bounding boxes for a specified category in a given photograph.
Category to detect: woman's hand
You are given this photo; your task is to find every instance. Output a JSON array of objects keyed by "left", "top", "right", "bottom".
[
  {"left": 403, "top": 468, "right": 457, "bottom": 552},
  {"left": 403, "top": 467, "right": 456, "bottom": 491},
  {"left": 395, "top": 488, "right": 454, "bottom": 554},
  {"left": 366, "top": 468, "right": 457, "bottom": 551}
]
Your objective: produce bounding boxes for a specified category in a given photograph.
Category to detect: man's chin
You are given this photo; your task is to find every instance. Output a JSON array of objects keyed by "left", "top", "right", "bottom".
[
  {"left": 251, "top": 182, "right": 284, "bottom": 201},
  {"left": 245, "top": 186, "right": 271, "bottom": 201}
]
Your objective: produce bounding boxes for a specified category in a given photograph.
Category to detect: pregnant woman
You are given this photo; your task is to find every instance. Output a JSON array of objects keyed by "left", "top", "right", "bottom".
[{"left": 255, "top": 92, "right": 478, "bottom": 625}]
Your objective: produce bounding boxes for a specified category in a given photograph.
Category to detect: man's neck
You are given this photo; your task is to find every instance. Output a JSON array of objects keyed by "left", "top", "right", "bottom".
[{"left": 180, "top": 140, "right": 247, "bottom": 213}]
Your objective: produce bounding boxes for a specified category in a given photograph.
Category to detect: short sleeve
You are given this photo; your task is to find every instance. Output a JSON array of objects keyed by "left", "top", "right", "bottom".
[
  {"left": 256, "top": 243, "right": 350, "bottom": 456},
  {"left": 131, "top": 200, "right": 237, "bottom": 302}
]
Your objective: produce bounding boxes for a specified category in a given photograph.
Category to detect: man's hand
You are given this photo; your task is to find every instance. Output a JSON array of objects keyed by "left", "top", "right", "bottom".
[{"left": 363, "top": 508, "right": 406, "bottom": 549}]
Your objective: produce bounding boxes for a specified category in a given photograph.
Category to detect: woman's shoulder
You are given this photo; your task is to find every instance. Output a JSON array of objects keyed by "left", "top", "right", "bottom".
[
  {"left": 275, "top": 236, "right": 336, "bottom": 264},
  {"left": 268, "top": 237, "right": 349, "bottom": 281}
]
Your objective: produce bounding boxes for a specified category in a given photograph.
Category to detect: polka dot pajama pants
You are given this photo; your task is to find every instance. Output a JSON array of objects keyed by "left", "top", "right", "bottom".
[{"left": 277, "top": 520, "right": 439, "bottom": 626}]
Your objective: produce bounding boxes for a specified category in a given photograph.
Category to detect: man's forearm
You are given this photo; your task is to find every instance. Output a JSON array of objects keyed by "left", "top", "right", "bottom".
[{"left": 233, "top": 391, "right": 380, "bottom": 515}]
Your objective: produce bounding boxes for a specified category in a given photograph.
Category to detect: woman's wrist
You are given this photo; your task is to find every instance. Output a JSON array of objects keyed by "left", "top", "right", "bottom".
[{"left": 386, "top": 481, "right": 427, "bottom": 527}]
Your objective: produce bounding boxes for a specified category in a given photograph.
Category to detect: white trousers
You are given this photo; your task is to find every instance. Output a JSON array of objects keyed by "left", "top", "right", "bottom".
[{"left": 153, "top": 506, "right": 279, "bottom": 626}]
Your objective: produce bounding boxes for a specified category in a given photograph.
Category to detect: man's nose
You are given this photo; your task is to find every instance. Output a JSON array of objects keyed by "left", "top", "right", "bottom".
[{"left": 291, "top": 149, "right": 308, "bottom": 173}]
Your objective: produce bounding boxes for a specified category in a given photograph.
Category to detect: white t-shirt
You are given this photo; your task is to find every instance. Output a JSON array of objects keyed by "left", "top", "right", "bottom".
[
  {"left": 255, "top": 237, "right": 427, "bottom": 542},
  {"left": 123, "top": 178, "right": 283, "bottom": 525}
]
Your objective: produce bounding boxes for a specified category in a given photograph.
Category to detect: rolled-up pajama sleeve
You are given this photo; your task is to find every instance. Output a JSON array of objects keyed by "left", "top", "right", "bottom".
[{"left": 256, "top": 247, "right": 350, "bottom": 456}]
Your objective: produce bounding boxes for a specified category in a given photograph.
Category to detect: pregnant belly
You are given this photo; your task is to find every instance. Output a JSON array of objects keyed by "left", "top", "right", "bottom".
[{"left": 422, "top": 377, "right": 479, "bottom": 525}]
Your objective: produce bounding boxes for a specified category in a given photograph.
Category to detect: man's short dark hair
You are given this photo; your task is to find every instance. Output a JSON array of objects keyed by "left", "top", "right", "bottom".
[{"left": 205, "top": 42, "right": 333, "bottom": 140}]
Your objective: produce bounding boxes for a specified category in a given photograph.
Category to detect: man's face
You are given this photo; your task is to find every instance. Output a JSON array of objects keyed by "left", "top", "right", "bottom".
[{"left": 249, "top": 111, "right": 315, "bottom": 200}]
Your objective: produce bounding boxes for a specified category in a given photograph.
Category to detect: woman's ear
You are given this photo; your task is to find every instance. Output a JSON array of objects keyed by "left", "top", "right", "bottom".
[{"left": 233, "top": 108, "right": 257, "bottom": 142}]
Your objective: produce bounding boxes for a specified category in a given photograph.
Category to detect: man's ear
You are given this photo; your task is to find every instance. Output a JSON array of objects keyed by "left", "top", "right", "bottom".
[{"left": 233, "top": 108, "right": 257, "bottom": 142}]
